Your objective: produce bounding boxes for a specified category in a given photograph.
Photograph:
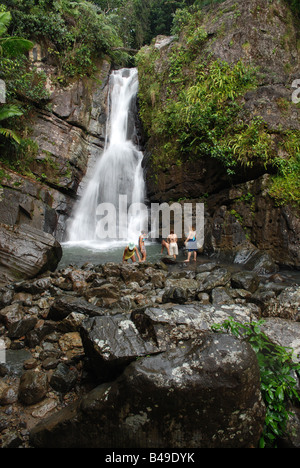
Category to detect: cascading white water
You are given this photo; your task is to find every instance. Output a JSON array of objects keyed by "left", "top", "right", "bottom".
[{"left": 67, "top": 68, "right": 146, "bottom": 247}]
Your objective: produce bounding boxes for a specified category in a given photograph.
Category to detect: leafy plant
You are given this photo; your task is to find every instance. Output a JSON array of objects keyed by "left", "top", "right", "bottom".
[
  {"left": 0, "top": 6, "right": 33, "bottom": 146},
  {"left": 8, "top": 0, "right": 126, "bottom": 81},
  {"left": 268, "top": 131, "right": 300, "bottom": 207},
  {"left": 0, "top": 10, "right": 33, "bottom": 57},
  {"left": 0, "top": 103, "right": 23, "bottom": 143},
  {"left": 137, "top": 42, "right": 259, "bottom": 171},
  {"left": 212, "top": 318, "right": 300, "bottom": 448}
]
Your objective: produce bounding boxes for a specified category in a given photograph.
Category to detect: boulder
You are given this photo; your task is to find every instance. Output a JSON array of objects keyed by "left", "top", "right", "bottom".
[
  {"left": 260, "top": 317, "right": 300, "bottom": 362},
  {"left": 162, "top": 286, "right": 188, "bottom": 304},
  {"left": 48, "top": 295, "right": 106, "bottom": 321},
  {"left": 0, "top": 223, "right": 62, "bottom": 283},
  {"left": 80, "top": 315, "right": 159, "bottom": 382},
  {"left": 231, "top": 271, "right": 260, "bottom": 293},
  {"left": 263, "top": 286, "right": 300, "bottom": 321},
  {"left": 132, "top": 303, "right": 260, "bottom": 351},
  {"left": 29, "top": 333, "right": 265, "bottom": 448},
  {"left": 197, "top": 268, "right": 232, "bottom": 292}
]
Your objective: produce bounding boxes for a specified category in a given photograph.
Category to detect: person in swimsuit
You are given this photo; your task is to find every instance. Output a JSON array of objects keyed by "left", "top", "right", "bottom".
[
  {"left": 161, "top": 238, "right": 170, "bottom": 255},
  {"left": 122, "top": 242, "right": 141, "bottom": 263},
  {"left": 139, "top": 230, "right": 147, "bottom": 262},
  {"left": 184, "top": 226, "right": 197, "bottom": 263},
  {"left": 167, "top": 230, "right": 178, "bottom": 259}
]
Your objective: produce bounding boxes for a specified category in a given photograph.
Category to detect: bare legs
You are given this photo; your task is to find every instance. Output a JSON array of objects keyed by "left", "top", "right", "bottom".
[{"left": 184, "top": 251, "right": 197, "bottom": 263}]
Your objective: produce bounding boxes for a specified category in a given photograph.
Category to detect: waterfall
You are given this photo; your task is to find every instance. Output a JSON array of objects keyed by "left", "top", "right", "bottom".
[{"left": 67, "top": 68, "right": 147, "bottom": 247}]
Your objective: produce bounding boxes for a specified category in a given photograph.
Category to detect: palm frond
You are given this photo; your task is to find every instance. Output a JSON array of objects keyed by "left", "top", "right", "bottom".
[
  {"left": 0, "top": 126, "right": 20, "bottom": 143},
  {"left": 0, "top": 37, "right": 34, "bottom": 57},
  {"left": 0, "top": 104, "right": 23, "bottom": 121},
  {"left": 0, "top": 11, "right": 11, "bottom": 36}
]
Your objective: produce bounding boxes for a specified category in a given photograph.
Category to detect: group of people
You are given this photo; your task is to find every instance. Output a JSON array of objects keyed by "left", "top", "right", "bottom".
[
  {"left": 122, "top": 227, "right": 198, "bottom": 264},
  {"left": 161, "top": 226, "right": 198, "bottom": 262}
]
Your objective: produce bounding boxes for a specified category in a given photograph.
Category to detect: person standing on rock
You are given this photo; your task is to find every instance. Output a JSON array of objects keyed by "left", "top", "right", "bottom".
[
  {"left": 167, "top": 230, "right": 178, "bottom": 259},
  {"left": 138, "top": 231, "right": 147, "bottom": 262},
  {"left": 122, "top": 242, "right": 141, "bottom": 263},
  {"left": 184, "top": 226, "right": 197, "bottom": 263}
]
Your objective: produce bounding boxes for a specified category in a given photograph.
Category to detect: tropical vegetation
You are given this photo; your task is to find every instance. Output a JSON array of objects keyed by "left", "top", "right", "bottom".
[
  {"left": 0, "top": 9, "right": 33, "bottom": 145},
  {"left": 136, "top": 2, "right": 300, "bottom": 207},
  {"left": 212, "top": 318, "right": 300, "bottom": 448}
]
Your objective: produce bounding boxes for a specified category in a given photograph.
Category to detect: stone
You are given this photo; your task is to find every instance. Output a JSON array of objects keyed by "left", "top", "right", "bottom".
[
  {"left": 42, "top": 357, "right": 59, "bottom": 370},
  {"left": 131, "top": 302, "right": 260, "bottom": 351},
  {"left": 29, "top": 334, "right": 265, "bottom": 448},
  {"left": 260, "top": 317, "right": 300, "bottom": 363},
  {"left": 231, "top": 271, "right": 260, "bottom": 293},
  {"left": 59, "top": 312, "right": 86, "bottom": 332},
  {"left": 49, "top": 363, "right": 79, "bottom": 393},
  {"left": 197, "top": 268, "right": 231, "bottom": 292},
  {"left": 8, "top": 316, "right": 38, "bottom": 340},
  {"left": 14, "top": 277, "right": 52, "bottom": 295},
  {"left": 58, "top": 332, "right": 83, "bottom": 359},
  {"left": 0, "top": 303, "right": 24, "bottom": 329},
  {"left": 132, "top": 305, "right": 210, "bottom": 350},
  {"left": 0, "top": 381, "right": 18, "bottom": 405},
  {"left": 80, "top": 315, "right": 159, "bottom": 382},
  {"left": 25, "top": 321, "right": 56, "bottom": 348},
  {"left": 0, "top": 287, "right": 14, "bottom": 308},
  {"left": 0, "top": 223, "right": 62, "bottom": 283},
  {"left": 211, "top": 287, "right": 233, "bottom": 305},
  {"left": 162, "top": 287, "right": 188, "bottom": 304},
  {"left": 48, "top": 295, "right": 106, "bottom": 321},
  {"left": 31, "top": 398, "right": 58, "bottom": 419},
  {"left": 18, "top": 370, "right": 48, "bottom": 405},
  {"left": 263, "top": 286, "right": 300, "bottom": 321}
]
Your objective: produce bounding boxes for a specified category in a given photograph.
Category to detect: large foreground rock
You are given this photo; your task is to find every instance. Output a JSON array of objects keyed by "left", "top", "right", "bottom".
[
  {"left": 0, "top": 223, "right": 62, "bottom": 283},
  {"left": 29, "top": 332, "right": 265, "bottom": 448}
]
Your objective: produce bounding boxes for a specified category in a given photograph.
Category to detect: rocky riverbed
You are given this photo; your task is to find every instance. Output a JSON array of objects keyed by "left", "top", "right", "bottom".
[{"left": 0, "top": 256, "right": 299, "bottom": 448}]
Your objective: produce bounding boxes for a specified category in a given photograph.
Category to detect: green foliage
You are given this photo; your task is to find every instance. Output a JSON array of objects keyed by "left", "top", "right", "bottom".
[
  {"left": 137, "top": 3, "right": 300, "bottom": 206},
  {"left": 0, "top": 9, "right": 33, "bottom": 56},
  {"left": 227, "top": 117, "right": 275, "bottom": 168},
  {"left": 212, "top": 318, "right": 300, "bottom": 448},
  {"left": 0, "top": 55, "right": 50, "bottom": 103},
  {"left": 268, "top": 131, "right": 300, "bottom": 207},
  {"left": 5, "top": 0, "right": 125, "bottom": 80},
  {"left": 0, "top": 135, "right": 38, "bottom": 175},
  {"left": 0, "top": 7, "right": 32, "bottom": 145},
  {"left": 285, "top": 0, "right": 300, "bottom": 19},
  {"left": 137, "top": 38, "right": 259, "bottom": 172},
  {"left": 0, "top": 107, "right": 20, "bottom": 147}
]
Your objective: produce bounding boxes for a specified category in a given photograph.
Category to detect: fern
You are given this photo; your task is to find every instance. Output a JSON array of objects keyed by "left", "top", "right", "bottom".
[{"left": 0, "top": 127, "right": 20, "bottom": 143}]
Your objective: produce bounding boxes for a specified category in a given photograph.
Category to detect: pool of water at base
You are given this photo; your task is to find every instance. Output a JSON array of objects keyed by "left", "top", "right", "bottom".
[
  {"left": 59, "top": 240, "right": 165, "bottom": 267},
  {"left": 58, "top": 241, "right": 300, "bottom": 285}
]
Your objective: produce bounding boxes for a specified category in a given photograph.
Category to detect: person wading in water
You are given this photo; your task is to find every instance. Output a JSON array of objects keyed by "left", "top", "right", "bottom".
[
  {"left": 184, "top": 226, "right": 197, "bottom": 263},
  {"left": 122, "top": 242, "right": 141, "bottom": 263}
]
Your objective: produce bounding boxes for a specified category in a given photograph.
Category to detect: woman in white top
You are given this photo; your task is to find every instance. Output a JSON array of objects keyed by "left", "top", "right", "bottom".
[{"left": 167, "top": 230, "right": 178, "bottom": 259}]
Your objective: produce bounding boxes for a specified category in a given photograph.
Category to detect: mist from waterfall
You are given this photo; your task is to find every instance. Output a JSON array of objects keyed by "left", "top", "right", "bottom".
[{"left": 66, "top": 68, "right": 146, "bottom": 248}]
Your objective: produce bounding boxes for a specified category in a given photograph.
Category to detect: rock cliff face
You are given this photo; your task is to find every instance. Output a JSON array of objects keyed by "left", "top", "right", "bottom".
[
  {"left": 138, "top": 0, "right": 300, "bottom": 269},
  {"left": 0, "top": 47, "right": 111, "bottom": 242}
]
